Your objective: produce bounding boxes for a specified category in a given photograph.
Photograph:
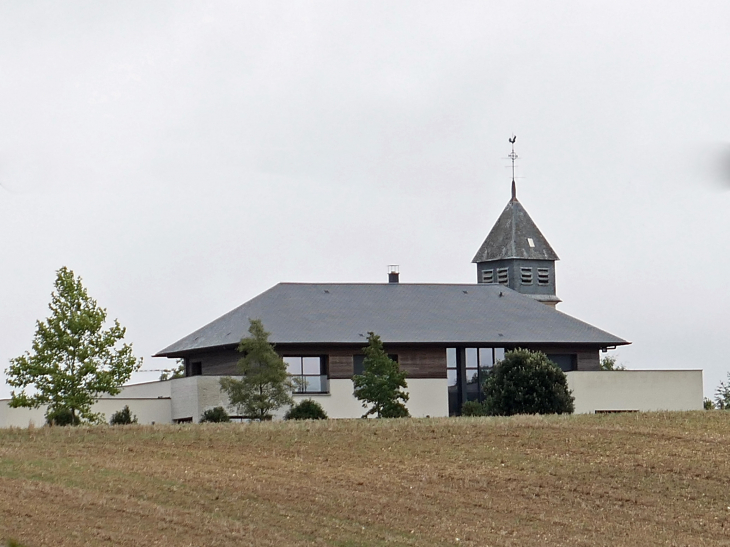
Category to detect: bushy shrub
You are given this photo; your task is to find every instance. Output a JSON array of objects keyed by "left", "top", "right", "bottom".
[
  {"left": 284, "top": 399, "right": 328, "bottom": 420},
  {"left": 110, "top": 405, "right": 138, "bottom": 425},
  {"left": 460, "top": 400, "right": 486, "bottom": 416},
  {"left": 200, "top": 406, "right": 231, "bottom": 423},
  {"left": 45, "top": 407, "right": 81, "bottom": 426},
  {"left": 483, "top": 349, "right": 574, "bottom": 416}
]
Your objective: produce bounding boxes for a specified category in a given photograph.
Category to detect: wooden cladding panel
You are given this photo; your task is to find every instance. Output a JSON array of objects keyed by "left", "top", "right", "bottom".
[
  {"left": 198, "top": 350, "right": 239, "bottom": 376},
  {"left": 329, "top": 352, "right": 354, "bottom": 379},
  {"left": 521, "top": 345, "right": 601, "bottom": 372},
  {"left": 195, "top": 344, "right": 449, "bottom": 379},
  {"left": 576, "top": 350, "right": 600, "bottom": 371},
  {"left": 397, "top": 347, "right": 447, "bottom": 379}
]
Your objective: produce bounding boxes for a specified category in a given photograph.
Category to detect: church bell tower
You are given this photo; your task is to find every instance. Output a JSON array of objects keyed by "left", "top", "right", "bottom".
[{"left": 472, "top": 136, "right": 561, "bottom": 307}]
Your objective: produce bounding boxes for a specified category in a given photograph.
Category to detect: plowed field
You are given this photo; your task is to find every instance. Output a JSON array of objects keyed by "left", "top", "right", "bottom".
[{"left": 2, "top": 412, "right": 730, "bottom": 546}]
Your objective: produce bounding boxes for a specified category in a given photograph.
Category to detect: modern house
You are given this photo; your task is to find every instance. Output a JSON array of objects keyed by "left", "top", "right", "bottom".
[
  {"left": 148, "top": 181, "right": 701, "bottom": 421},
  {"left": 0, "top": 163, "right": 704, "bottom": 427}
]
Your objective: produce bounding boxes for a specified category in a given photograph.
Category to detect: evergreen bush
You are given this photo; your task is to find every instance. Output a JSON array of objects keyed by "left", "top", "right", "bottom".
[
  {"left": 483, "top": 349, "right": 574, "bottom": 416},
  {"left": 284, "top": 399, "right": 328, "bottom": 420},
  {"left": 460, "top": 400, "right": 486, "bottom": 416},
  {"left": 200, "top": 406, "right": 231, "bottom": 423},
  {"left": 109, "top": 405, "right": 138, "bottom": 425},
  {"left": 45, "top": 407, "right": 81, "bottom": 426}
]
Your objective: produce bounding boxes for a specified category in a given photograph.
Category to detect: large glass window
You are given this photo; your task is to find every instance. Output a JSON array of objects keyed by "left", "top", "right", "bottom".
[
  {"left": 284, "top": 356, "right": 329, "bottom": 393},
  {"left": 447, "top": 348, "right": 506, "bottom": 416}
]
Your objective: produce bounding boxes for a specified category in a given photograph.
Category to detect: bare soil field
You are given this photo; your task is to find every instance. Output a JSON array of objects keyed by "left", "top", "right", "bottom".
[{"left": 1, "top": 412, "right": 730, "bottom": 546}]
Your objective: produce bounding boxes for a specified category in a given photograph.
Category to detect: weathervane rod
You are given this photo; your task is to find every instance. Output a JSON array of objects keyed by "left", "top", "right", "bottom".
[{"left": 508, "top": 135, "right": 517, "bottom": 200}]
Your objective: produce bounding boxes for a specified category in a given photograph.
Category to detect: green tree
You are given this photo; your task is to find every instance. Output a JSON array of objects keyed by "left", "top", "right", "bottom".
[
  {"left": 219, "top": 319, "right": 294, "bottom": 421},
  {"left": 483, "top": 349, "right": 574, "bottom": 416},
  {"left": 159, "top": 359, "right": 185, "bottom": 381},
  {"left": 715, "top": 373, "right": 730, "bottom": 410},
  {"left": 600, "top": 355, "right": 626, "bottom": 371},
  {"left": 352, "top": 332, "right": 410, "bottom": 418},
  {"left": 6, "top": 267, "right": 141, "bottom": 424}
]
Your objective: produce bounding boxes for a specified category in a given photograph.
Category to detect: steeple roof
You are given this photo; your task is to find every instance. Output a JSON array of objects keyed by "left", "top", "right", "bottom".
[{"left": 472, "top": 195, "right": 559, "bottom": 263}]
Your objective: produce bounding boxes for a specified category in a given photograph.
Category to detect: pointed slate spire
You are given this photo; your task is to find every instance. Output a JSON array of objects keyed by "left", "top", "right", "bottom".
[
  {"left": 473, "top": 136, "right": 558, "bottom": 263},
  {"left": 471, "top": 197, "right": 559, "bottom": 263}
]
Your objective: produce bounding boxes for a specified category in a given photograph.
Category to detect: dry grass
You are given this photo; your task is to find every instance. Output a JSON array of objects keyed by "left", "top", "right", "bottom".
[{"left": 2, "top": 412, "right": 730, "bottom": 546}]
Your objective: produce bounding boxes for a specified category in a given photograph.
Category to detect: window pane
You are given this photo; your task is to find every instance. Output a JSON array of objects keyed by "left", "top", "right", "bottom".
[
  {"left": 283, "top": 357, "right": 301, "bottom": 375},
  {"left": 446, "top": 348, "right": 456, "bottom": 368},
  {"left": 353, "top": 354, "right": 365, "bottom": 376},
  {"left": 306, "top": 375, "right": 325, "bottom": 392},
  {"left": 466, "top": 348, "right": 478, "bottom": 368},
  {"left": 494, "top": 348, "right": 505, "bottom": 363},
  {"left": 466, "top": 369, "right": 479, "bottom": 384},
  {"left": 447, "top": 369, "right": 457, "bottom": 387},
  {"left": 479, "top": 348, "right": 493, "bottom": 368},
  {"left": 302, "top": 357, "right": 321, "bottom": 375}
]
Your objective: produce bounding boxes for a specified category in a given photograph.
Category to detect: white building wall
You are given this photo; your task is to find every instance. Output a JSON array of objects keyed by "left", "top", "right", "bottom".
[
  {"left": 0, "top": 397, "right": 171, "bottom": 427},
  {"left": 0, "top": 403, "right": 46, "bottom": 428},
  {"left": 403, "top": 378, "right": 449, "bottom": 418},
  {"left": 566, "top": 370, "right": 703, "bottom": 413},
  {"left": 282, "top": 378, "right": 448, "bottom": 419},
  {"left": 118, "top": 380, "right": 172, "bottom": 399},
  {"left": 0, "top": 371, "right": 705, "bottom": 427},
  {"left": 170, "top": 376, "right": 238, "bottom": 423}
]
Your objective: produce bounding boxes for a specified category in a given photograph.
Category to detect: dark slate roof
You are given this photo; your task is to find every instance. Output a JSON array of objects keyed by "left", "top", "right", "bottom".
[
  {"left": 472, "top": 197, "right": 559, "bottom": 263},
  {"left": 155, "top": 283, "right": 628, "bottom": 356}
]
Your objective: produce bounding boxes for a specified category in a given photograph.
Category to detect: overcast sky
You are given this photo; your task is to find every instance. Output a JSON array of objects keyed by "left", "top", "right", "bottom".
[{"left": 2, "top": 1, "right": 729, "bottom": 399}]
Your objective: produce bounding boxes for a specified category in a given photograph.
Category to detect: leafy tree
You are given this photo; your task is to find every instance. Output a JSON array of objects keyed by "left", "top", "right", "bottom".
[
  {"left": 219, "top": 319, "right": 294, "bottom": 421},
  {"left": 110, "top": 405, "right": 138, "bottom": 425},
  {"left": 715, "top": 373, "right": 730, "bottom": 410},
  {"left": 353, "top": 332, "right": 410, "bottom": 418},
  {"left": 600, "top": 355, "right": 626, "bottom": 371},
  {"left": 6, "top": 267, "right": 141, "bottom": 424},
  {"left": 483, "top": 349, "right": 574, "bottom": 416},
  {"left": 159, "top": 359, "right": 185, "bottom": 381},
  {"left": 200, "top": 406, "right": 231, "bottom": 423},
  {"left": 285, "top": 399, "right": 328, "bottom": 420}
]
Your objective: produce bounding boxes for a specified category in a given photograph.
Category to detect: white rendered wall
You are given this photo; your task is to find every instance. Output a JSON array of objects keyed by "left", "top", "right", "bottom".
[
  {"left": 284, "top": 378, "right": 448, "bottom": 419},
  {"left": 566, "top": 370, "right": 704, "bottom": 413},
  {"left": 0, "top": 398, "right": 171, "bottom": 427},
  {"left": 403, "top": 378, "right": 449, "bottom": 418},
  {"left": 0, "top": 403, "right": 46, "bottom": 428},
  {"left": 170, "top": 376, "right": 238, "bottom": 423},
  {"left": 118, "top": 380, "right": 172, "bottom": 399}
]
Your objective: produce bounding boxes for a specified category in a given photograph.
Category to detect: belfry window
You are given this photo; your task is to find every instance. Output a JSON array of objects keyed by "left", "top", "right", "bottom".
[
  {"left": 537, "top": 268, "right": 549, "bottom": 285},
  {"left": 497, "top": 268, "right": 509, "bottom": 285},
  {"left": 520, "top": 267, "right": 533, "bottom": 285},
  {"left": 481, "top": 269, "right": 494, "bottom": 283}
]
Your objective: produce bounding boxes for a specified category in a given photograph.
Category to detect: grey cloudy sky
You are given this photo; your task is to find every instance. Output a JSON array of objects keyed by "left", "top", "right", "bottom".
[{"left": 2, "top": 1, "right": 729, "bottom": 398}]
